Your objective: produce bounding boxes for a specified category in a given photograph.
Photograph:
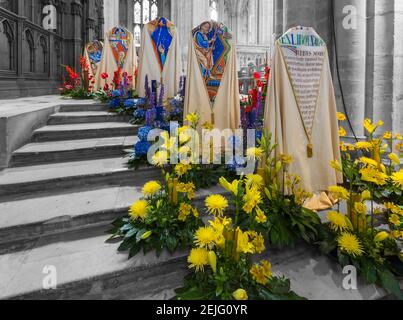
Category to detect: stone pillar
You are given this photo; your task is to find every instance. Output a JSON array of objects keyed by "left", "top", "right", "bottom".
[
  {"left": 273, "top": 0, "right": 283, "bottom": 39},
  {"left": 393, "top": 1, "right": 403, "bottom": 134},
  {"left": 103, "top": 0, "right": 119, "bottom": 33},
  {"left": 333, "top": 0, "right": 367, "bottom": 137},
  {"left": 372, "top": 0, "right": 395, "bottom": 132}
]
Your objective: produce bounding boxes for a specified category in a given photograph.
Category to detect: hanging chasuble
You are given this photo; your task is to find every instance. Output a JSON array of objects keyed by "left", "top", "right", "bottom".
[
  {"left": 94, "top": 27, "right": 138, "bottom": 91},
  {"left": 137, "top": 17, "right": 182, "bottom": 99},
  {"left": 263, "top": 26, "right": 342, "bottom": 198},
  {"left": 184, "top": 21, "right": 240, "bottom": 132},
  {"left": 84, "top": 40, "right": 103, "bottom": 79}
]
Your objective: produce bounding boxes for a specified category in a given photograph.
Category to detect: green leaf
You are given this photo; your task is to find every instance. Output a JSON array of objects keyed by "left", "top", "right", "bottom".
[
  {"left": 175, "top": 287, "right": 207, "bottom": 300},
  {"left": 361, "top": 260, "right": 377, "bottom": 284},
  {"left": 378, "top": 268, "right": 403, "bottom": 300}
]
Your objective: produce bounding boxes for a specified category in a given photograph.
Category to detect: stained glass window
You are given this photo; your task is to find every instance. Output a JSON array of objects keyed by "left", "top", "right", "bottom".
[
  {"left": 133, "top": 0, "right": 160, "bottom": 47},
  {"left": 210, "top": 0, "right": 218, "bottom": 21}
]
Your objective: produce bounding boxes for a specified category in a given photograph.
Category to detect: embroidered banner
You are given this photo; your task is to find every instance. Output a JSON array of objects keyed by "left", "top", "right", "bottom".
[
  {"left": 109, "top": 27, "right": 130, "bottom": 69},
  {"left": 279, "top": 27, "right": 326, "bottom": 138},
  {"left": 148, "top": 17, "right": 174, "bottom": 72},
  {"left": 86, "top": 40, "right": 103, "bottom": 74},
  {"left": 192, "top": 21, "right": 232, "bottom": 107}
]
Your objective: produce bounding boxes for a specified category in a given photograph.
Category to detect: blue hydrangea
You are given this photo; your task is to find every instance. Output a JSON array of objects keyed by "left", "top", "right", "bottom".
[
  {"left": 133, "top": 108, "right": 146, "bottom": 119},
  {"left": 109, "top": 98, "right": 121, "bottom": 108},
  {"left": 124, "top": 99, "right": 135, "bottom": 108},
  {"left": 134, "top": 141, "right": 151, "bottom": 157},
  {"left": 112, "top": 90, "right": 121, "bottom": 98},
  {"left": 138, "top": 126, "right": 153, "bottom": 142},
  {"left": 134, "top": 98, "right": 147, "bottom": 107}
]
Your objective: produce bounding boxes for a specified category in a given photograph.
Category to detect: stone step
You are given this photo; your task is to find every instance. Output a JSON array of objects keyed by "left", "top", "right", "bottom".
[
  {"left": 0, "top": 236, "right": 390, "bottom": 300},
  {"left": 10, "top": 136, "right": 138, "bottom": 167},
  {"left": 32, "top": 123, "right": 140, "bottom": 142},
  {"left": 48, "top": 112, "right": 132, "bottom": 125},
  {"left": 58, "top": 104, "right": 109, "bottom": 113},
  {"left": 0, "top": 157, "right": 158, "bottom": 200},
  {"left": 0, "top": 186, "right": 222, "bottom": 255}
]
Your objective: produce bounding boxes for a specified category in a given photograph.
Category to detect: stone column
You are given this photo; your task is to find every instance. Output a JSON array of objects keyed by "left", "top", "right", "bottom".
[
  {"left": 372, "top": 0, "right": 395, "bottom": 132},
  {"left": 393, "top": 1, "right": 403, "bottom": 134},
  {"left": 103, "top": 0, "right": 119, "bottom": 33},
  {"left": 333, "top": 0, "right": 367, "bottom": 137},
  {"left": 273, "top": 0, "right": 283, "bottom": 39}
]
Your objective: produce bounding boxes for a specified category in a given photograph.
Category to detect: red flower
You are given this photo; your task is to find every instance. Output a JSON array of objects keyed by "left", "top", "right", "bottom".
[
  {"left": 256, "top": 80, "right": 263, "bottom": 88},
  {"left": 253, "top": 72, "right": 261, "bottom": 80},
  {"left": 101, "top": 73, "right": 109, "bottom": 79},
  {"left": 103, "top": 84, "right": 109, "bottom": 91},
  {"left": 65, "top": 85, "right": 73, "bottom": 90}
]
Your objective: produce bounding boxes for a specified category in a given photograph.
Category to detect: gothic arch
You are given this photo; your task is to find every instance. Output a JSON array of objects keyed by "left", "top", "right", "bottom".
[
  {"left": 38, "top": 35, "right": 48, "bottom": 73},
  {"left": 23, "top": 29, "right": 35, "bottom": 73},
  {"left": 0, "top": 19, "right": 15, "bottom": 70}
]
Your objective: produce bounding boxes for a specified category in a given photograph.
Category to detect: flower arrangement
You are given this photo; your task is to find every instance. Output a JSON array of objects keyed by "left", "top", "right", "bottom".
[
  {"left": 59, "top": 57, "right": 95, "bottom": 99},
  {"left": 316, "top": 115, "right": 403, "bottom": 299},
  {"left": 175, "top": 176, "right": 304, "bottom": 300},
  {"left": 108, "top": 175, "right": 202, "bottom": 257}
]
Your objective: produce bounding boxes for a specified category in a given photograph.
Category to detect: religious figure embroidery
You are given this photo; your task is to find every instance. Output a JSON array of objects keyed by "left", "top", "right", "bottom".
[
  {"left": 192, "top": 21, "right": 232, "bottom": 106},
  {"left": 109, "top": 27, "right": 130, "bottom": 69},
  {"left": 148, "top": 17, "right": 174, "bottom": 72},
  {"left": 86, "top": 40, "right": 103, "bottom": 74},
  {"left": 278, "top": 27, "right": 327, "bottom": 158}
]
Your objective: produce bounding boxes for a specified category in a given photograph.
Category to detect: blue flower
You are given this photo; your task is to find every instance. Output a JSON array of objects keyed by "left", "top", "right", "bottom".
[
  {"left": 109, "top": 98, "right": 121, "bottom": 108},
  {"left": 134, "top": 141, "right": 151, "bottom": 157},
  {"left": 256, "top": 130, "right": 263, "bottom": 143},
  {"left": 133, "top": 108, "right": 146, "bottom": 119},
  {"left": 112, "top": 90, "right": 121, "bottom": 98},
  {"left": 138, "top": 126, "right": 153, "bottom": 142},
  {"left": 135, "top": 98, "right": 147, "bottom": 107},
  {"left": 124, "top": 99, "right": 135, "bottom": 108}
]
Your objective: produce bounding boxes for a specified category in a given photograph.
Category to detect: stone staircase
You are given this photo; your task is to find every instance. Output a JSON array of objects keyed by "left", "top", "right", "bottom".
[{"left": 0, "top": 102, "right": 396, "bottom": 300}]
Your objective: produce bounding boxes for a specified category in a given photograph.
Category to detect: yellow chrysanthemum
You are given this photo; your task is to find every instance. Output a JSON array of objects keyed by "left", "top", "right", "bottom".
[
  {"left": 360, "top": 167, "right": 388, "bottom": 186},
  {"left": 233, "top": 289, "right": 248, "bottom": 301},
  {"left": 354, "top": 202, "right": 367, "bottom": 215},
  {"left": 243, "top": 187, "right": 262, "bottom": 214},
  {"left": 250, "top": 264, "right": 268, "bottom": 285},
  {"left": 339, "top": 127, "right": 347, "bottom": 137},
  {"left": 338, "top": 233, "right": 364, "bottom": 257},
  {"left": 391, "top": 170, "right": 403, "bottom": 189},
  {"left": 389, "top": 214, "right": 401, "bottom": 227},
  {"left": 330, "top": 160, "right": 343, "bottom": 172},
  {"left": 205, "top": 194, "right": 229, "bottom": 216},
  {"left": 129, "top": 200, "right": 149, "bottom": 221},
  {"left": 142, "top": 181, "right": 161, "bottom": 197},
  {"left": 194, "top": 227, "right": 217, "bottom": 248},
  {"left": 151, "top": 151, "right": 169, "bottom": 167},
  {"left": 355, "top": 141, "right": 374, "bottom": 151},
  {"left": 175, "top": 163, "right": 191, "bottom": 177},
  {"left": 328, "top": 186, "right": 350, "bottom": 200},
  {"left": 188, "top": 248, "right": 209, "bottom": 272},
  {"left": 245, "top": 174, "right": 265, "bottom": 189},
  {"left": 327, "top": 211, "right": 351, "bottom": 232},
  {"left": 246, "top": 147, "right": 265, "bottom": 160},
  {"left": 337, "top": 112, "right": 347, "bottom": 121}
]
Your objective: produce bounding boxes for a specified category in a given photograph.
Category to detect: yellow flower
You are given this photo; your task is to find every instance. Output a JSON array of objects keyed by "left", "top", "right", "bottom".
[
  {"left": 243, "top": 187, "right": 263, "bottom": 214},
  {"left": 389, "top": 214, "right": 401, "bottom": 227},
  {"left": 337, "top": 112, "right": 347, "bottom": 121},
  {"left": 396, "top": 143, "right": 403, "bottom": 153},
  {"left": 185, "top": 112, "right": 199, "bottom": 126},
  {"left": 141, "top": 231, "right": 152, "bottom": 240},
  {"left": 364, "top": 119, "right": 376, "bottom": 134},
  {"left": 389, "top": 153, "right": 401, "bottom": 166},
  {"left": 391, "top": 170, "right": 403, "bottom": 189},
  {"left": 391, "top": 231, "right": 402, "bottom": 240},
  {"left": 219, "top": 177, "right": 239, "bottom": 196},
  {"left": 177, "top": 182, "right": 196, "bottom": 200},
  {"left": 359, "top": 157, "right": 378, "bottom": 168},
  {"left": 338, "top": 233, "right": 364, "bottom": 258},
  {"left": 151, "top": 151, "right": 169, "bottom": 167},
  {"left": 178, "top": 203, "right": 193, "bottom": 222},
  {"left": 361, "top": 190, "right": 372, "bottom": 201},
  {"left": 129, "top": 200, "right": 149, "bottom": 221},
  {"left": 175, "top": 163, "right": 191, "bottom": 177},
  {"left": 250, "top": 264, "right": 268, "bottom": 286},
  {"left": 383, "top": 131, "right": 392, "bottom": 140},
  {"left": 202, "top": 122, "right": 215, "bottom": 130},
  {"left": 246, "top": 147, "right": 265, "bottom": 160},
  {"left": 142, "top": 181, "right": 161, "bottom": 197},
  {"left": 280, "top": 154, "right": 293, "bottom": 165},
  {"left": 395, "top": 133, "right": 403, "bottom": 140},
  {"left": 194, "top": 227, "right": 217, "bottom": 248},
  {"left": 236, "top": 228, "right": 255, "bottom": 254},
  {"left": 249, "top": 232, "right": 265, "bottom": 254},
  {"left": 205, "top": 194, "right": 229, "bottom": 216},
  {"left": 355, "top": 141, "right": 373, "bottom": 151},
  {"left": 208, "top": 251, "right": 217, "bottom": 274},
  {"left": 261, "top": 260, "right": 273, "bottom": 279},
  {"left": 374, "top": 232, "right": 389, "bottom": 242},
  {"left": 339, "top": 127, "right": 347, "bottom": 137},
  {"left": 209, "top": 216, "right": 232, "bottom": 234},
  {"left": 245, "top": 174, "right": 265, "bottom": 190},
  {"left": 328, "top": 186, "right": 350, "bottom": 200},
  {"left": 360, "top": 167, "right": 388, "bottom": 186},
  {"left": 354, "top": 202, "right": 367, "bottom": 215},
  {"left": 188, "top": 248, "right": 209, "bottom": 272},
  {"left": 233, "top": 289, "right": 248, "bottom": 301},
  {"left": 178, "top": 145, "right": 191, "bottom": 157},
  {"left": 327, "top": 211, "right": 351, "bottom": 232},
  {"left": 255, "top": 207, "right": 268, "bottom": 224},
  {"left": 330, "top": 160, "right": 343, "bottom": 172}
]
